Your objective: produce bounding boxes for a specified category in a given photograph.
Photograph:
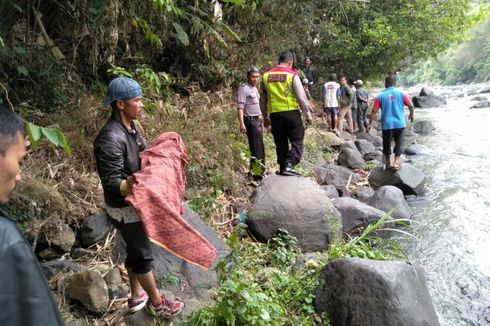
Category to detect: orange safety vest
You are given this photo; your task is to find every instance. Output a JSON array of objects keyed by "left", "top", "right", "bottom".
[{"left": 262, "top": 66, "right": 299, "bottom": 113}]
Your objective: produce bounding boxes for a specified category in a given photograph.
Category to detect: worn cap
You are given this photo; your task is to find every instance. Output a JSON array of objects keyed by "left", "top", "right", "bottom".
[
  {"left": 102, "top": 77, "right": 143, "bottom": 105},
  {"left": 356, "top": 79, "right": 363, "bottom": 86}
]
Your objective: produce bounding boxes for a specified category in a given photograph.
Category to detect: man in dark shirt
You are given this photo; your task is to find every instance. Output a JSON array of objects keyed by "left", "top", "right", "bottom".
[
  {"left": 0, "top": 105, "right": 64, "bottom": 326},
  {"left": 301, "top": 57, "right": 317, "bottom": 99},
  {"left": 94, "top": 77, "right": 184, "bottom": 319}
]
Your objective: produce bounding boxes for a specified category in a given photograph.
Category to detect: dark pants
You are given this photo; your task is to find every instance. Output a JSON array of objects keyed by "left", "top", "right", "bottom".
[
  {"left": 351, "top": 106, "right": 357, "bottom": 130},
  {"left": 270, "top": 110, "right": 305, "bottom": 170},
  {"left": 110, "top": 218, "right": 153, "bottom": 273},
  {"left": 357, "top": 103, "right": 368, "bottom": 131},
  {"left": 382, "top": 128, "right": 405, "bottom": 155},
  {"left": 244, "top": 116, "right": 265, "bottom": 177}
]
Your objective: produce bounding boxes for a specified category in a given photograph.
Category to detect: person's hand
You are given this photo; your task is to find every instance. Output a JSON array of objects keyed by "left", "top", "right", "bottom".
[
  {"left": 367, "top": 124, "right": 371, "bottom": 132},
  {"left": 409, "top": 114, "right": 414, "bottom": 123},
  {"left": 263, "top": 116, "right": 271, "bottom": 128},
  {"left": 239, "top": 123, "right": 246, "bottom": 134},
  {"left": 305, "top": 114, "right": 313, "bottom": 124}
]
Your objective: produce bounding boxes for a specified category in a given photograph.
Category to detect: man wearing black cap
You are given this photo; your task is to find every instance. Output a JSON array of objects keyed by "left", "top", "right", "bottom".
[
  {"left": 94, "top": 77, "right": 184, "bottom": 319},
  {"left": 237, "top": 67, "right": 265, "bottom": 183}
]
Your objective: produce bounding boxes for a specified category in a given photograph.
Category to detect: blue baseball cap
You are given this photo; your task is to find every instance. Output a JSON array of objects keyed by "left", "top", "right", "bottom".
[{"left": 102, "top": 77, "right": 143, "bottom": 105}]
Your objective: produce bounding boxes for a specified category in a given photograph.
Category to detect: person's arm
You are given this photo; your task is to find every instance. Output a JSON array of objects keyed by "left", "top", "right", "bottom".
[
  {"left": 94, "top": 132, "right": 129, "bottom": 196},
  {"left": 403, "top": 94, "right": 415, "bottom": 122},
  {"left": 292, "top": 75, "right": 312, "bottom": 123},
  {"left": 237, "top": 108, "right": 246, "bottom": 133},
  {"left": 237, "top": 87, "right": 247, "bottom": 133},
  {"left": 367, "top": 97, "right": 381, "bottom": 131},
  {"left": 260, "top": 83, "right": 271, "bottom": 128}
]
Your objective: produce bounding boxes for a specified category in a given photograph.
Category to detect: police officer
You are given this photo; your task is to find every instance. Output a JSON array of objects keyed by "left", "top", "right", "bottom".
[{"left": 260, "top": 52, "right": 312, "bottom": 176}]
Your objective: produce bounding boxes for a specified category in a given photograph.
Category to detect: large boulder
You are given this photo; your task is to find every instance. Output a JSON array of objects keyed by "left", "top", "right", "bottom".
[
  {"left": 321, "top": 185, "right": 340, "bottom": 199},
  {"left": 340, "top": 141, "right": 360, "bottom": 154},
  {"left": 368, "top": 164, "right": 427, "bottom": 195},
  {"left": 413, "top": 120, "right": 435, "bottom": 134},
  {"left": 419, "top": 87, "right": 434, "bottom": 97},
  {"left": 113, "top": 206, "right": 228, "bottom": 300},
  {"left": 332, "top": 197, "right": 387, "bottom": 233},
  {"left": 354, "top": 139, "right": 376, "bottom": 156},
  {"left": 247, "top": 174, "right": 342, "bottom": 251},
  {"left": 367, "top": 186, "right": 412, "bottom": 221},
  {"left": 412, "top": 92, "right": 446, "bottom": 108},
  {"left": 314, "top": 258, "right": 441, "bottom": 326},
  {"left": 364, "top": 150, "right": 383, "bottom": 162},
  {"left": 355, "top": 132, "right": 383, "bottom": 148},
  {"left": 469, "top": 101, "right": 490, "bottom": 109},
  {"left": 338, "top": 148, "right": 367, "bottom": 170},
  {"left": 312, "top": 164, "right": 361, "bottom": 195},
  {"left": 404, "top": 143, "right": 429, "bottom": 155},
  {"left": 478, "top": 85, "right": 490, "bottom": 93},
  {"left": 80, "top": 211, "right": 113, "bottom": 247}
]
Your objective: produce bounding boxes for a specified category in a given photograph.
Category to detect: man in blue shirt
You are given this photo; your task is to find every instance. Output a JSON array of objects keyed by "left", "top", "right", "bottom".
[{"left": 367, "top": 74, "right": 414, "bottom": 170}]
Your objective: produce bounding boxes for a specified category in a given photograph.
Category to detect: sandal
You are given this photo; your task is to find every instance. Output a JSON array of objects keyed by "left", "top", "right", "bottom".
[{"left": 391, "top": 163, "right": 401, "bottom": 171}]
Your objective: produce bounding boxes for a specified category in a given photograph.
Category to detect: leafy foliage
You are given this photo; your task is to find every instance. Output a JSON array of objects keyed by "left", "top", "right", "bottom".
[
  {"left": 183, "top": 230, "right": 325, "bottom": 325},
  {"left": 402, "top": 14, "right": 490, "bottom": 85}
]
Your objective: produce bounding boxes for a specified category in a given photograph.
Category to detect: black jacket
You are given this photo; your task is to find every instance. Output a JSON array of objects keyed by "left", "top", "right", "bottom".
[
  {"left": 0, "top": 208, "right": 64, "bottom": 326},
  {"left": 93, "top": 116, "right": 146, "bottom": 208}
]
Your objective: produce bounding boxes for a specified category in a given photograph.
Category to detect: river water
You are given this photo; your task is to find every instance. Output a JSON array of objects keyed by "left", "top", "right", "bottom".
[{"left": 398, "top": 84, "right": 490, "bottom": 325}]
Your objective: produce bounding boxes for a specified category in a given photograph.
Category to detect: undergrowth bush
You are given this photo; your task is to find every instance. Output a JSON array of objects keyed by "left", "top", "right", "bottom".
[{"left": 183, "top": 211, "right": 410, "bottom": 325}]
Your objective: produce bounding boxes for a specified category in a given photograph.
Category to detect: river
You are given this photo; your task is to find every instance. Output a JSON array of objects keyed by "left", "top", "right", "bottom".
[{"left": 398, "top": 84, "right": 490, "bottom": 326}]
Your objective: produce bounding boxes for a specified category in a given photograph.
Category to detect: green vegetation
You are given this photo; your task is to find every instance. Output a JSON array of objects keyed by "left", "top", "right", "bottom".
[
  {"left": 183, "top": 211, "right": 409, "bottom": 325},
  {"left": 403, "top": 15, "right": 490, "bottom": 85}
]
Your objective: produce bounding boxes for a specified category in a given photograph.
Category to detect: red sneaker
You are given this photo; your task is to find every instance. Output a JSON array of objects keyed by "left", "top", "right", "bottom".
[
  {"left": 127, "top": 291, "right": 148, "bottom": 313},
  {"left": 145, "top": 296, "right": 184, "bottom": 319}
]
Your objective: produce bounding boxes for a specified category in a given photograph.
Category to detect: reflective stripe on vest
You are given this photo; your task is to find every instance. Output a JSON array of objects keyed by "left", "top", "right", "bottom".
[{"left": 263, "top": 68, "right": 299, "bottom": 113}]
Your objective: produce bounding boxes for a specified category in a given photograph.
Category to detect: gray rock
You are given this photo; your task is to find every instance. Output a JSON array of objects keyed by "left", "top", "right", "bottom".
[
  {"left": 340, "top": 141, "right": 360, "bottom": 154},
  {"left": 66, "top": 270, "right": 109, "bottom": 313},
  {"left": 368, "top": 186, "right": 412, "bottom": 220},
  {"left": 412, "top": 95, "right": 446, "bottom": 108},
  {"left": 470, "top": 95, "right": 487, "bottom": 101},
  {"left": 113, "top": 206, "right": 228, "bottom": 301},
  {"left": 315, "top": 258, "right": 441, "bottom": 326},
  {"left": 355, "top": 132, "right": 383, "bottom": 147},
  {"left": 304, "top": 128, "right": 343, "bottom": 147},
  {"left": 404, "top": 128, "right": 417, "bottom": 137},
  {"left": 354, "top": 187, "right": 375, "bottom": 203},
  {"left": 419, "top": 87, "right": 434, "bottom": 97},
  {"left": 405, "top": 144, "right": 429, "bottom": 155},
  {"left": 469, "top": 101, "right": 490, "bottom": 109},
  {"left": 479, "top": 85, "right": 490, "bottom": 93},
  {"left": 247, "top": 174, "right": 342, "bottom": 251},
  {"left": 413, "top": 120, "right": 435, "bottom": 134},
  {"left": 104, "top": 267, "right": 128, "bottom": 299},
  {"left": 332, "top": 197, "right": 387, "bottom": 233},
  {"left": 80, "top": 212, "right": 113, "bottom": 247},
  {"left": 354, "top": 139, "right": 376, "bottom": 156},
  {"left": 42, "top": 260, "right": 82, "bottom": 279},
  {"left": 337, "top": 130, "right": 356, "bottom": 141},
  {"left": 321, "top": 185, "right": 340, "bottom": 198},
  {"left": 51, "top": 223, "right": 76, "bottom": 253},
  {"left": 313, "top": 164, "right": 361, "bottom": 194},
  {"left": 338, "top": 148, "right": 367, "bottom": 170},
  {"left": 368, "top": 164, "right": 427, "bottom": 195},
  {"left": 364, "top": 150, "right": 383, "bottom": 162}
]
